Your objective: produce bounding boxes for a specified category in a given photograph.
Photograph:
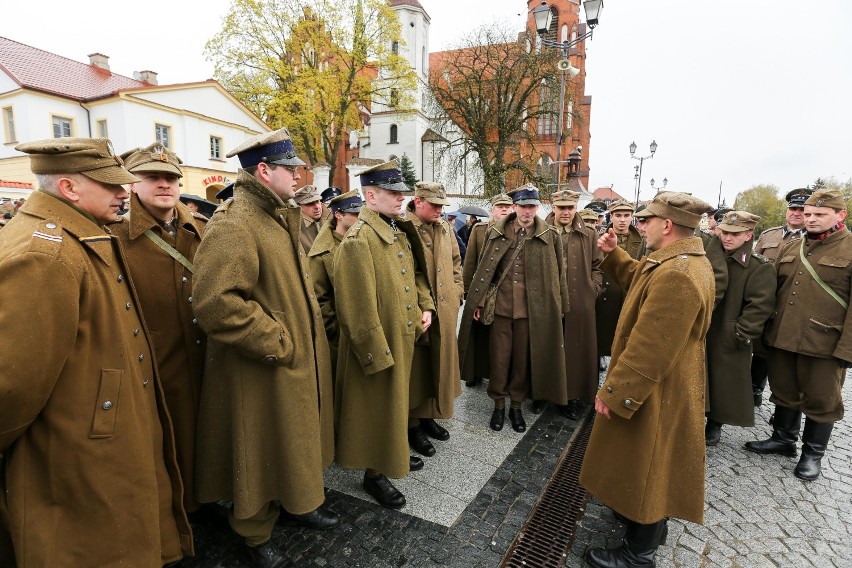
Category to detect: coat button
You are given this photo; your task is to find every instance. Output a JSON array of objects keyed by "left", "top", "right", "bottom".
[
  {"left": 138, "top": 354, "right": 144, "bottom": 361},
  {"left": 125, "top": 302, "right": 131, "bottom": 310},
  {"left": 401, "top": 268, "right": 407, "bottom": 274},
  {"left": 133, "top": 329, "right": 140, "bottom": 336},
  {"left": 192, "top": 318, "right": 198, "bottom": 325},
  {"left": 117, "top": 275, "right": 123, "bottom": 282},
  {"left": 606, "top": 386, "right": 612, "bottom": 393},
  {"left": 366, "top": 354, "right": 374, "bottom": 363},
  {"left": 46, "top": 223, "right": 57, "bottom": 229},
  {"left": 196, "top": 339, "right": 202, "bottom": 345},
  {"left": 407, "top": 321, "right": 413, "bottom": 327},
  {"left": 102, "top": 401, "right": 113, "bottom": 410},
  {"left": 624, "top": 399, "right": 633, "bottom": 407},
  {"left": 264, "top": 355, "right": 277, "bottom": 364},
  {"left": 385, "top": 349, "right": 391, "bottom": 355},
  {"left": 188, "top": 296, "right": 193, "bottom": 303},
  {"left": 398, "top": 252, "right": 404, "bottom": 258},
  {"left": 143, "top": 379, "right": 149, "bottom": 387},
  {"left": 182, "top": 276, "right": 188, "bottom": 283},
  {"left": 405, "top": 286, "right": 410, "bottom": 292},
  {"left": 407, "top": 304, "right": 412, "bottom": 310}
]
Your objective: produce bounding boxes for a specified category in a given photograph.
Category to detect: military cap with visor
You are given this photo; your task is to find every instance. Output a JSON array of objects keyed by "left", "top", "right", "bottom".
[
  {"left": 717, "top": 210, "right": 760, "bottom": 233},
  {"left": 552, "top": 189, "right": 580, "bottom": 207},
  {"left": 711, "top": 207, "right": 733, "bottom": 223},
  {"left": 805, "top": 189, "right": 847, "bottom": 210},
  {"left": 329, "top": 190, "right": 364, "bottom": 214},
  {"left": 359, "top": 159, "right": 409, "bottom": 192},
  {"left": 633, "top": 191, "right": 712, "bottom": 229},
  {"left": 414, "top": 181, "right": 450, "bottom": 205},
  {"left": 226, "top": 127, "right": 306, "bottom": 169},
  {"left": 785, "top": 188, "right": 813, "bottom": 209},
  {"left": 16, "top": 137, "right": 139, "bottom": 185},
  {"left": 293, "top": 185, "right": 322, "bottom": 205},
  {"left": 578, "top": 209, "right": 599, "bottom": 223},
  {"left": 489, "top": 193, "right": 513, "bottom": 207},
  {"left": 120, "top": 143, "right": 183, "bottom": 177},
  {"left": 585, "top": 200, "right": 608, "bottom": 214},
  {"left": 321, "top": 186, "right": 343, "bottom": 204},
  {"left": 507, "top": 183, "right": 541, "bottom": 205},
  {"left": 607, "top": 199, "right": 635, "bottom": 213}
]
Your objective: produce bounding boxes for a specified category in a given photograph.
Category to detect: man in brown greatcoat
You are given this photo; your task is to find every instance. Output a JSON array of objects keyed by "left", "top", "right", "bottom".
[
  {"left": 405, "top": 182, "right": 464, "bottom": 458},
  {"left": 749, "top": 188, "right": 812, "bottom": 405},
  {"left": 461, "top": 193, "right": 513, "bottom": 387},
  {"left": 192, "top": 128, "right": 336, "bottom": 568},
  {"left": 580, "top": 192, "right": 714, "bottom": 568},
  {"left": 458, "top": 184, "right": 569, "bottom": 433},
  {"left": 595, "top": 199, "right": 646, "bottom": 360},
  {"left": 545, "top": 190, "right": 604, "bottom": 419},
  {"left": 294, "top": 185, "right": 324, "bottom": 253},
  {"left": 705, "top": 211, "right": 775, "bottom": 446},
  {"left": 0, "top": 138, "right": 192, "bottom": 567},
  {"left": 746, "top": 189, "right": 852, "bottom": 481},
  {"left": 334, "top": 160, "right": 437, "bottom": 509},
  {"left": 109, "top": 143, "right": 207, "bottom": 514}
]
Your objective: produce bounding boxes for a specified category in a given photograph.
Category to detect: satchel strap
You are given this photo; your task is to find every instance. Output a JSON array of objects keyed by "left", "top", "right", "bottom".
[{"left": 799, "top": 238, "right": 847, "bottom": 310}]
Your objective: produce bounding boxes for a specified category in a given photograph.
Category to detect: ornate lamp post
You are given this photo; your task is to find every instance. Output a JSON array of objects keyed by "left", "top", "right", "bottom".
[
  {"left": 533, "top": 0, "right": 603, "bottom": 192},
  {"left": 650, "top": 177, "right": 668, "bottom": 193},
  {"left": 629, "top": 139, "right": 657, "bottom": 206}
]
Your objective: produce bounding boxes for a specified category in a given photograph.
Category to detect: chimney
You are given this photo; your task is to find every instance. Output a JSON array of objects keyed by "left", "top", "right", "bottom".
[
  {"left": 138, "top": 70, "right": 158, "bottom": 85},
  {"left": 88, "top": 53, "right": 110, "bottom": 72}
]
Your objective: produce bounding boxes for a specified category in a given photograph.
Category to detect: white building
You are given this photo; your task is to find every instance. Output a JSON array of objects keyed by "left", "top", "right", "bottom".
[{"left": 0, "top": 36, "right": 269, "bottom": 200}]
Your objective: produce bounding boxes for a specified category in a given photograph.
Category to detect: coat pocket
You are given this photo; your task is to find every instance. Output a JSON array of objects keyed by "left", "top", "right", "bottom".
[
  {"left": 799, "top": 316, "right": 842, "bottom": 356},
  {"left": 90, "top": 369, "right": 124, "bottom": 439},
  {"left": 269, "top": 311, "right": 295, "bottom": 366}
]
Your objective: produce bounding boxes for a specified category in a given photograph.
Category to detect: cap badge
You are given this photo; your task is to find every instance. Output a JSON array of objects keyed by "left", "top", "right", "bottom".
[
  {"left": 729, "top": 213, "right": 737, "bottom": 222},
  {"left": 152, "top": 145, "right": 168, "bottom": 162}
]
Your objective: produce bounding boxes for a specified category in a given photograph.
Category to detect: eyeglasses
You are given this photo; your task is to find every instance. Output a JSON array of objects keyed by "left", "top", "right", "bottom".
[{"left": 281, "top": 165, "right": 299, "bottom": 174}]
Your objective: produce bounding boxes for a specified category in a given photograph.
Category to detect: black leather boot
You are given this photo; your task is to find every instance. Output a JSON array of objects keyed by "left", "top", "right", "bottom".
[
  {"left": 420, "top": 418, "right": 450, "bottom": 441},
  {"left": 362, "top": 473, "right": 406, "bottom": 509},
  {"left": 490, "top": 406, "right": 505, "bottom": 431},
  {"left": 408, "top": 426, "right": 436, "bottom": 456},
  {"left": 705, "top": 419, "right": 722, "bottom": 446},
  {"left": 744, "top": 405, "right": 801, "bottom": 456},
  {"left": 278, "top": 506, "right": 339, "bottom": 530},
  {"left": 508, "top": 407, "right": 526, "bottom": 433},
  {"left": 585, "top": 518, "right": 666, "bottom": 567},
  {"left": 794, "top": 419, "right": 833, "bottom": 481},
  {"left": 244, "top": 541, "right": 287, "bottom": 568}
]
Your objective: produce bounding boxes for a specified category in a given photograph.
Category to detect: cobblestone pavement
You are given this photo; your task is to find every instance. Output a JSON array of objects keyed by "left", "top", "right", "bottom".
[
  {"left": 569, "top": 372, "right": 852, "bottom": 568},
  {"left": 182, "top": 373, "right": 851, "bottom": 567}
]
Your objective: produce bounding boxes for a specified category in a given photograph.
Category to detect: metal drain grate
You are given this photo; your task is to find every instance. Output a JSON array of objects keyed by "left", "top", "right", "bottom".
[{"left": 501, "top": 412, "right": 596, "bottom": 568}]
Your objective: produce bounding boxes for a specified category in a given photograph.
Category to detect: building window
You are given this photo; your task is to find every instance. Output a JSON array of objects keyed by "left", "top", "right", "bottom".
[
  {"left": 389, "top": 89, "right": 399, "bottom": 107},
  {"left": 2, "top": 107, "right": 15, "bottom": 143},
  {"left": 96, "top": 119, "right": 108, "bottom": 138},
  {"left": 537, "top": 154, "right": 555, "bottom": 184},
  {"left": 52, "top": 116, "right": 73, "bottom": 138},
  {"left": 210, "top": 136, "right": 223, "bottom": 159},
  {"left": 390, "top": 124, "right": 398, "bottom": 144},
  {"left": 391, "top": 41, "right": 399, "bottom": 55},
  {"left": 155, "top": 123, "right": 171, "bottom": 148},
  {"left": 538, "top": 80, "right": 557, "bottom": 138},
  {"left": 422, "top": 47, "right": 426, "bottom": 74}
]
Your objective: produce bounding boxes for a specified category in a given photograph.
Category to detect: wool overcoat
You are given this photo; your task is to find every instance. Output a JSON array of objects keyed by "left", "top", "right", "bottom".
[
  {"left": 546, "top": 212, "right": 604, "bottom": 402},
  {"left": 407, "top": 205, "right": 464, "bottom": 419},
  {"left": 192, "top": 171, "right": 334, "bottom": 519},
  {"left": 458, "top": 213, "right": 570, "bottom": 403},
  {"left": 109, "top": 192, "right": 207, "bottom": 511},
  {"left": 595, "top": 225, "right": 646, "bottom": 355},
  {"left": 333, "top": 207, "right": 437, "bottom": 478},
  {"left": 461, "top": 221, "right": 493, "bottom": 381},
  {"left": 0, "top": 191, "right": 192, "bottom": 567},
  {"left": 706, "top": 240, "right": 776, "bottom": 426},
  {"left": 308, "top": 220, "right": 344, "bottom": 377},
  {"left": 580, "top": 237, "right": 714, "bottom": 525},
  {"left": 697, "top": 230, "right": 730, "bottom": 309}
]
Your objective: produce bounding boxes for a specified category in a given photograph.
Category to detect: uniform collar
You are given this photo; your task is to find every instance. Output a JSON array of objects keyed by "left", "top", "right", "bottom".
[
  {"left": 234, "top": 169, "right": 291, "bottom": 216},
  {"left": 641, "top": 236, "right": 705, "bottom": 273},
  {"left": 358, "top": 206, "right": 400, "bottom": 245},
  {"left": 490, "top": 212, "right": 552, "bottom": 241},
  {"left": 125, "top": 192, "right": 200, "bottom": 240},
  {"left": 726, "top": 238, "right": 754, "bottom": 267}
]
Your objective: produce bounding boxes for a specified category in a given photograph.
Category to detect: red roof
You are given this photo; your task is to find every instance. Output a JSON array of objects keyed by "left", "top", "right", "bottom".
[
  {"left": 0, "top": 180, "right": 33, "bottom": 189},
  {"left": 0, "top": 36, "right": 149, "bottom": 101},
  {"left": 593, "top": 187, "right": 625, "bottom": 201}
]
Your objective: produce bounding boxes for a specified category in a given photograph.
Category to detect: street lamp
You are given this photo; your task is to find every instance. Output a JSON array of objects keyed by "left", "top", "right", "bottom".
[
  {"left": 534, "top": 0, "right": 603, "bottom": 192},
  {"left": 650, "top": 177, "right": 668, "bottom": 192},
  {"left": 629, "top": 140, "right": 657, "bottom": 206}
]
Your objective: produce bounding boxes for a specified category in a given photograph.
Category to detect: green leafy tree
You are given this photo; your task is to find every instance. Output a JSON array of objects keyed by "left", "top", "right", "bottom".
[
  {"left": 206, "top": 0, "right": 416, "bottom": 183},
  {"left": 399, "top": 154, "right": 418, "bottom": 191},
  {"left": 733, "top": 184, "right": 785, "bottom": 237}
]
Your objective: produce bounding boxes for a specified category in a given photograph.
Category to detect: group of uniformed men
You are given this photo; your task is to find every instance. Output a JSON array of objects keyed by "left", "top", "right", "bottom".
[{"left": 0, "top": 125, "right": 848, "bottom": 568}]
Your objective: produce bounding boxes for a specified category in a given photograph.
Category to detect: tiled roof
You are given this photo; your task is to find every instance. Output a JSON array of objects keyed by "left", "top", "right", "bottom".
[
  {"left": 0, "top": 36, "right": 149, "bottom": 101},
  {"left": 0, "top": 180, "right": 33, "bottom": 189},
  {"left": 594, "top": 187, "right": 625, "bottom": 201}
]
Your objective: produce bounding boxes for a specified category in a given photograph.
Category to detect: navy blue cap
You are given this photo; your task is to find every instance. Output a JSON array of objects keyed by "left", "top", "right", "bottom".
[
  {"left": 226, "top": 127, "right": 306, "bottom": 169},
  {"left": 786, "top": 188, "right": 813, "bottom": 208},
  {"left": 359, "top": 160, "right": 409, "bottom": 192},
  {"left": 508, "top": 184, "right": 540, "bottom": 205},
  {"left": 329, "top": 190, "right": 363, "bottom": 214},
  {"left": 215, "top": 183, "right": 234, "bottom": 201},
  {"left": 321, "top": 186, "right": 343, "bottom": 203}
]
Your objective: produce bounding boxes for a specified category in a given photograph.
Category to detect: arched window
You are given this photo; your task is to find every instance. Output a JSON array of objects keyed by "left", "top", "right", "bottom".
[
  {"left": 538, "top": 79, "right": 557, "bottom": 138},
  {"left": 537, "top": 154, "right": 555, "bottom": 184},
  {"left": 561, "top": 24, "right": 569, "bottom": 43},
  {"left": 390, "top": 124, "right": 398, "bottom": 144}
]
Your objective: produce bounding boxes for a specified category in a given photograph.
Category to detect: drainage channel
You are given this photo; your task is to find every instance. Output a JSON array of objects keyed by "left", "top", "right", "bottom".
[{"left": 500, "top": 411, "right": 595, "bottom": 568}]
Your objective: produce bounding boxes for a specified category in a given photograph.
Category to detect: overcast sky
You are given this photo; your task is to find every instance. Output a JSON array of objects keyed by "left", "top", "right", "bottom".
[{"left": 5, "top": 0, "right": 851, "bottom": 205}]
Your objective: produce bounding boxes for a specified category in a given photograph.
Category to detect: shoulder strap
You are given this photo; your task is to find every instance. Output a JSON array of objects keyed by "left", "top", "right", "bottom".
[
  {"left": 799, "top": 238, "right": 847, "bottom": 309},
  {"left": 144, "top": 229, "right": 194, "bottom": 273},
  {"left": 493, "top": 234, "right": 526, "bottom": 289}
]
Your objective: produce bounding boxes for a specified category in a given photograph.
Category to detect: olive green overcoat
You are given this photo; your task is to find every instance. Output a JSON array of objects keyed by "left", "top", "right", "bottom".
[
  {"left": 333, "top": 207, "right": 437, "bottom": 478},
  {"left": 407, "top": 204, "right": 464, "bottom": 419},
  {"left": 0, "top": 191, "right": 192, "bottom": 567},
  {"left": 308, "top": 220, "right": 343, "bottom": 377},
  {"left": 461, "top": 221, "right": 493, "bottom": 382},
  {"left": 580, "top": 237, "right": 714, "bottom": 525},
  {"left": 706, "top": 239, "right": 776, "bottom": 426},
  {"left": 595, "top": 224, "right": 646, "bottom": 355},
  {"left": 697, "top": 229, "right": 730, "bottom": 309},
  {"left": 109, "top": 192, "right": 207, "bottom": 512},
  {"left": 458, "top": 213, "right": 570, "bottom": 403},
  {"left": 192, "top": 171, "right": 334, "bottom": 518}
]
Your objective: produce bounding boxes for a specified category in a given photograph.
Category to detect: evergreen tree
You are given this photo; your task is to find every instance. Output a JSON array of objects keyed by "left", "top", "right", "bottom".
[{"left": 400, "top": 154, "right": 418, "bottom": 191}]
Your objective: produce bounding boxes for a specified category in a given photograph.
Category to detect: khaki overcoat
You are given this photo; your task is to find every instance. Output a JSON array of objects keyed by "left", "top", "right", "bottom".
[
  {"left": 333, "top": 207, "right": 437, "bottom": 478},
  {"left": 697, "top": 230, "right": 730, "bottom": 309},
  {"left": 192, "top": 171, "right": 334, "bottom": 518},
  {"left": 462, "top": 221, "right": 490, "bottom": 292},
  {"left": 461, "top": 221, "right": 493, "bottom": 381},
  {"left": 0, "top": 191, "right": 192, "bottom": 567},
  {"left": 407, "top": 204, "right": 464, "bottom": 419},
  {"left": 595, "top": 224, "right": 646, "bottom": 355},
  {"left": 546, "top": 212, "right": 604, "bottom": 402},
  {"left": 754, "top": 225, "right": 804, "bottom": 262},
  {"left": 458, "top": 213, "right": 570, "bottom": 403},
  {"left": 580, "top": 237, "right": 714, "bottom": 525},
  {"left": 308, "top": 220, "right": 344, "bottom": 376},
  {"left": 706, "top": 239, "right": 776, "bottom": 426},
  {"left": 109, "top": 192, "right": 207, "bottom": 511}
]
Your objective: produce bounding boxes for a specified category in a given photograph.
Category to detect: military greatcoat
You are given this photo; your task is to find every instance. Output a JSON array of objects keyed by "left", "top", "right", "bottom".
[
  {"left": 109, "top": 192, "right": 207, "bottom": 512},
  {"left": 706, "top": 239, "right": 776, "bottom": 426},
  {"left": 580, "top": 237, "right": 714, "bottom": 525},
  {"left": 308, "top": 220, "right": 344, "bottom": 376},
  {"left": 458, "top": 213, "right": 570, "bottom": 404},
  {"left": 546, "top": 211, "right": 604, "bottom": 402},
  {"left": 407, "top": 204, "right": 464, "bottom": 419},
  {"left": 595, "top": 224, "right": 646, "bottom": 355},
  {"left": 754, "top": 225, "right": 805, "bottom": 262},
  {"left": 333, "top": 207, "right": 437, "bottom": 478},
  {"left": 192, "top": 171, "right": 334, "bottom": 519},
  {"left": 0, "top": 191, "right": 192, "bottom": 567},
  {"left": 461, "top": 220, "right": 493, "bottom": 382}
]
